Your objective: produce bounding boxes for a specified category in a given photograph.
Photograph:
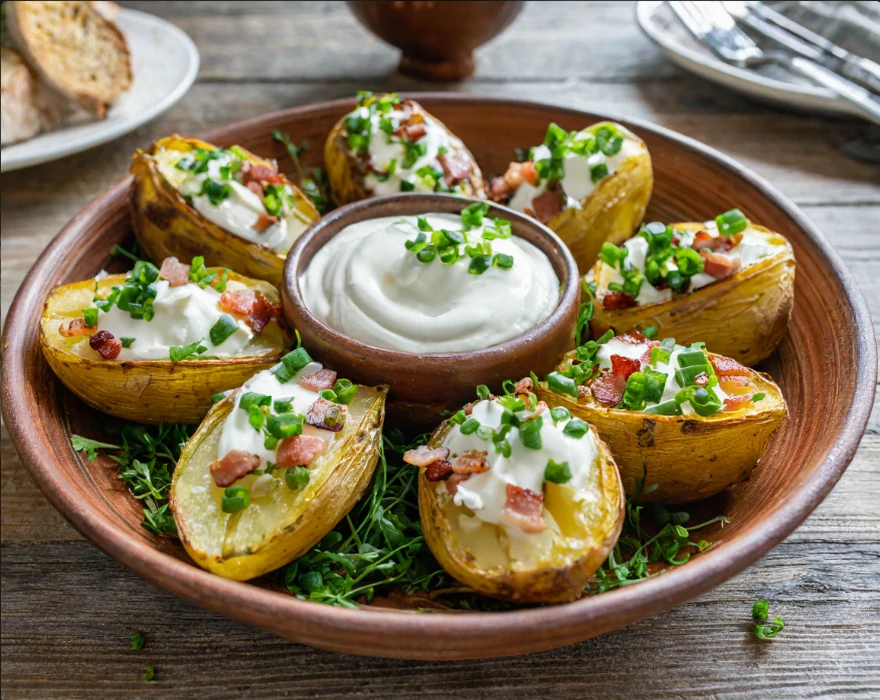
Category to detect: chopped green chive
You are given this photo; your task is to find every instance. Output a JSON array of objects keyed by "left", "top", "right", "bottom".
[
  {"left": 209, "top": 314, "right": 239, "bottom": 346},
  {"left": 519, "top": 416, "right": 543, "bottom": 450},
  {"left": 143, "top": 666, "right": 156, "bottom": 682},
  {"left": 169, "top": 340, "right": 207, "bottom": 362},
  {"left": 492, "top": 253, "right": 514, "bottom": 269},
  {"left": 130, "top": 632, "right": 146, "bottom": 651},
  {"left": 562, "top": 418, "right": 589, "bottom": 439},
  {"left": 266, "top": 413, "right": 303, "bottom": 439},
  {"left": 121, "top": 337, "right": 136, "bottom": 348},
  {"left": 716, "top": 208, "right": 749, "bottom": 236},
  {"left": 285, "top": 466, "right": 311, "bottom": 490},
  {"left": 460, "top": 418, "right": 480, "bottom": 435},
  {"left": 550, "top": 406, "right": 571, "bottom": 424},
  {"left": 81, "top": 308, "right": 98, "bottom": 327},
  {"left": 240, "top": 392, "right": 271, "bottom": 411},
  {"left": 476, "top": 384, "right": 491, "bottom": 400},
  {"left": 547, "top": 371, "right": 579, "bottom": 399},
  {"left": 590, "top": 163, "right": 609, "bottom": 183},
  {"left": 544, "top": 459, "right": 572, "bottom": 484},
  {"left": 221, "top": 486, "right": 250, "bottom": 513},
  {"left": 752, "top": 392, "right": 766, "bottom": 402}
]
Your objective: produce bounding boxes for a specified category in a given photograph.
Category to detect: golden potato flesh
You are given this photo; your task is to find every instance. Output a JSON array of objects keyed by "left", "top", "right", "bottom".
[{"left": 39, "top": 271, "right": 288, "bottom": 424}]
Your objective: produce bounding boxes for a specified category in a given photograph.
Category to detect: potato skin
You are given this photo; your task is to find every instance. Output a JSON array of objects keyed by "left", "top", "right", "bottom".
[
  {"left": 537, "top": 354, "right": 788, "bottom": 504},
  {"left": 130, "top": 135, "right": 319, "bottom": 287},
  {"left": 39, "top": 271, "right": 289, "bottom": 424},
  {"left": 418, "top": 419, "right": 625, "bottom": 604},
  {"left": 590, "top": 223, "right": 796, "bottom": 366},
  {"left": 324, "top": 98, "right": 487, "bottom": 206},
  {"left": 548, "top": 122, "right": 653, "bottom": 273},
  {"left": 170, "top": 384, "right": 387, "bottom": 580}
]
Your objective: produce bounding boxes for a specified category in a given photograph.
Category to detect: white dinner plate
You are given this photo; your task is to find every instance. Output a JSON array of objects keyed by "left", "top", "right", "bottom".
[
  {"left": 636, "top": 1, "right": 879, "bottom": 118},
  {"left": 1, "top": 8, "right": 199, "bottom": 172}
]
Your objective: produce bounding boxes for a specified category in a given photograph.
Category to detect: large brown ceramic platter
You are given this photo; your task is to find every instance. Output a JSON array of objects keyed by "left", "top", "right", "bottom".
[{"left": 2, "top": 95, "right": 876, "bottom": 660}]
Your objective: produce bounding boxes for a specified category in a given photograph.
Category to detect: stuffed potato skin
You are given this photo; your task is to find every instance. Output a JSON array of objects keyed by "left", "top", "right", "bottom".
[
  {"left": 418, "top": 419, "right": 625, "bottom": 604},
  {"left": 324, "top": 96, "right": 487, "bottom": 205},
  {"left": 549, "top": 123, "right": 653, "bottom": 272},
  {"left": 590, "top": 223, "right": 796, "bottom": 366},
  {"left": 130, "top": 135, "right": 319, "bottom": 287},
  {"left": 39, "top": 271, "right": 289, "bottom": 424},
  {"left": 537, "top": 353, "right": 787, "bottom": 504},
  {"left": 170, "top": 384, "right": 387, "bottom": 580}
]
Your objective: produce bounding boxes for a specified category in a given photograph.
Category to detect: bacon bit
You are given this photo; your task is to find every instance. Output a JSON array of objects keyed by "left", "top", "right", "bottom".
[
  {"left": 602, "top": 292, "right": 638, "bottom": 310},
  {"left": 159, "top": 256, "right": 191, "bottom": 287},
  {"left": 500, "top": 484, "right": 546, "bottom": 534},
  {"left": 723, "top": 394, "right": 753, "bottom": 411},
  {"left": 514, "top": 376, "right": 534, "bottom": 395},
  {"left": 306, "top": 397, "right": 347, "bottom": 432},
  {"left": 252, "top": 213, "right": 278, "bottom": 233},
  {"left": 239, "top": 160, "right": 279, "bottom": 188},
  {"left": 577, "top": 384, "right": 591, "bottom": 399},
  {"left": 692, "top": 230, "right": 743, "bottom": 253},
  {"left": 276, "top": 435, "right": 326, "bottom": 469},
  {"left": 639, "top": 340, "right": 661, "bottom": 365},
  {"left": 711, "top": 355, "right": 751, "bottom": 377},
  {"left": 700, "top": 250, "right": 742, "bottom": 279},
  {"left": 437, "top": 151, "right": 471, "bottom": 186},
  {"left": 519, "top": 161, "right": 539, "bottom": 186},
  {"left": 400, "top": 122, "right": 427, "bottom": 142},
  {"left": 694, "top": 372, "right": 710, "bottom": 387},
  {"left": 246, "top": 180, "right": 263, "bottom": 196},
  {"left": 611, "top": 354, "right": 641, "bottom": 380},
  {"left": 403, "top": 445, "right": 451, "bottom": 468},
  {"left": 452, "top": 450, "right": 490, "bottom": 475},
  {"left": 425, "top": 460, "right": 454, "bottom": 482},
  {"left": 59, "top": 317, "right": 94, "bottom": 337},
  {"left": 591, "top": 371, "right": 625, "bottom": 407},
  {"left": 210, "top": 449, "right": 261, "bottom": 487},
  {"left": 298, "top": 369, "right": 338, "bottom": 393},
  {"left": 618, "top": 331, "right": 648, "bottom": 344},
  {"left": 446, "top": 473, "right": 470, "bottom": 496},
  {"left": 89, "top": 330, "right": 121, "bottom": 360},
  {"left": 488, "top": 176, "right": 512, "bottom": 202},
  {"left": 489, "top": 162, "right": 539, "bottom": 203},
  {"left": 531, "top": 188, "right": 564, "bottom": 224},
  {"left": 463, "top": 403, "right": 474, "bottom": 416},
  {"left": 218, "top": 289, "right": 280, "bottom": 333}
]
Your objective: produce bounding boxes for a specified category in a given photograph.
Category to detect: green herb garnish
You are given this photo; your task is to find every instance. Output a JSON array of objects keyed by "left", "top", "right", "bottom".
[{"left": 130, "top": 632, "right": 146, "bottom": 651}]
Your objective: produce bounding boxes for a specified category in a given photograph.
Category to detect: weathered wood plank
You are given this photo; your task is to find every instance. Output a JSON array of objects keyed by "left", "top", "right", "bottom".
[{"left": 2, "top": 539, "right": 878, "bottom": 699}]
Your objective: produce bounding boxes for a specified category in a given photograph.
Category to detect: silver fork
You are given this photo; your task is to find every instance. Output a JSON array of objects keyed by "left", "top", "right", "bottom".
[{"left": 670, "top": 1, "right": 880, "bottom": 124}]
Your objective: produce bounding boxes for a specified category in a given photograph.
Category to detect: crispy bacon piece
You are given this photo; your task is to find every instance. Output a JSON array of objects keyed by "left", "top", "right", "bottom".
[
  {"left": 89, "top": 330, "right": 121, "bottom": 360},
  {"left": 276, "top": 435, "right": 326, "bottom": 469},
  {"left": 692, "top": 230, "right": 743, "bottom": 253},
  {"left": 514, "top": 376, "right": 534, "bottom": 395},
  {"left": 602, "top": 292, "right": 638, "bottom": 310},
  {"left": 611, "top": 354, "right": 641, "bottom": 380},
  {"left": 500, "top": 484, "right": 547, "bottom": 534},
  {"left": 210, "top": 449, "right": 260, "bottom": 487},
  {"left": 59, "top": 317, "right": 94, "bottom": 337},
  {"left": 531, "top": 188, "right": 564, "bottom": 224},
  {"left": 239, "top": 160, "right": 278, "bottom": 187},
  {"left": 446, "top": 473, "right": 470, "bottom": 496},
  {"left": 246, "top": 180, "right": 264, "bottom": 196},
  {"left": 298, "top": 369, "right": 337, "bottom": 393},
  {"left": 403, "top": 445, "right": 450, "bottom": 468},
  {"left": 159, "top": 256, "right": 191, "bottom": 287},
  {"left": 488, "top": 161, "right": 539, "bottom": 203},
  {"left": 700, "top": 250, "right": 741, "bottom": 279},
  {"left": 400, "top": 122, "right": 427, "bottom": 142},
  {"left": 591, "top": 371, "right": 625, "bottom": 407},
  {"left": 723, "top": 394, "right": 753, "bottom": 411},
  {"left": 252, "top": 213, "right": 278, "bottom": 233},
  {"left": 425, "top": 460, "right": 454, "bottom": 482},
  {"left": 452, "top": 450, "right": 489, "bottom": 475},
  {"left": 711, "top": 355, "right": 750, "bottom": 377},
  {"left": 618, "top": 331, "right": 649, "bottom": 345},
  {"left": 306, "top": 397, "right": 347, "bottom": 432},
  {"left": 218, "top": 289, "right": 280, "bottom": 333},
  {"left": 694, "top": 372, "right": 710, "bottom": 387},
  {"left": 437, "top": 151, "right": 471, "bottom": 186}
]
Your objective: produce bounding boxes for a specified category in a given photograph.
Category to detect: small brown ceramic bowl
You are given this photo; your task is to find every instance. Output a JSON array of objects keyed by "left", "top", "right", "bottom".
[{"left": 281, "top": 193, "right": 580, "bottom": 427}]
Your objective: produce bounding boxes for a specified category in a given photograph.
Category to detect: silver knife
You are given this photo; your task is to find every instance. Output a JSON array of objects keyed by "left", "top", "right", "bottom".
[{"left": 725, "top": 1, "right": 880, "bottom": 94}]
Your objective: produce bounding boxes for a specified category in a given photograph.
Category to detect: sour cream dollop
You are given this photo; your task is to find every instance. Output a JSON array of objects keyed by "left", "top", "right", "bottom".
[
  {"left": 95, "top": 280, "right": 253, "bottom": 360},
  {"left": 300, "top": 212, "right": 560, "bottom": 354}
]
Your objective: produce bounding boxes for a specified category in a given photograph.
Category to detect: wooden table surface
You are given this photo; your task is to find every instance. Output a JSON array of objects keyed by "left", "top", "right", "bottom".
[{"left": 2, "top": 2, "right": 878, "bottom": 697}]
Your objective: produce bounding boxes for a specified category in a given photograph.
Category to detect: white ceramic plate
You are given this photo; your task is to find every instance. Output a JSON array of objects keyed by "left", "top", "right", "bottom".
[
  {"left": 636, "top": 1, "right": 878, "bottom": 118},
  {"left": 1, "top": 8, "right": 199, "bottom": 172}
]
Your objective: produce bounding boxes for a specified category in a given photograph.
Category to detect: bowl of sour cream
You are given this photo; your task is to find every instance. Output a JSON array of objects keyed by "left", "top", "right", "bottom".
[{"left": 282, "top": 193, "right": 580, "bottom": 426}]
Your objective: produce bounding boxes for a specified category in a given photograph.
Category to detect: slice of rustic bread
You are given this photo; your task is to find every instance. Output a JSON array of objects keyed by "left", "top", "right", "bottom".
[
  {"left": 5, "top": 0, "right": 132, "bottom": 119},
  {"left": 1, "top": 46, "right": 70, "bottom": 145}
]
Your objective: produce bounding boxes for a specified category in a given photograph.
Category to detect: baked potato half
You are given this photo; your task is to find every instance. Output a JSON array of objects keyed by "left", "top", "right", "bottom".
[
  {"left": 538, "top": 333, "right": 787, "bottom": 504},
  {"left": 489, "top": 121, "right": 653, "bottom": 272},
  {"left": 324, "top": 91, "right": 487, "bottom": 205},
  {"left": 410, "top": 387, "right": 624, "bottom": 604},
  {"left": 170, "top": 354, "right": 387, "bottom": 580},
  {"left": 589, "top": 211, "right": 796, "bottom": 366},
  {"left": 40, "top": 259, "right": 289, "bottom": 424},
  {"left": 131, "top": 135, "right": 320, "bottom": 286}
]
